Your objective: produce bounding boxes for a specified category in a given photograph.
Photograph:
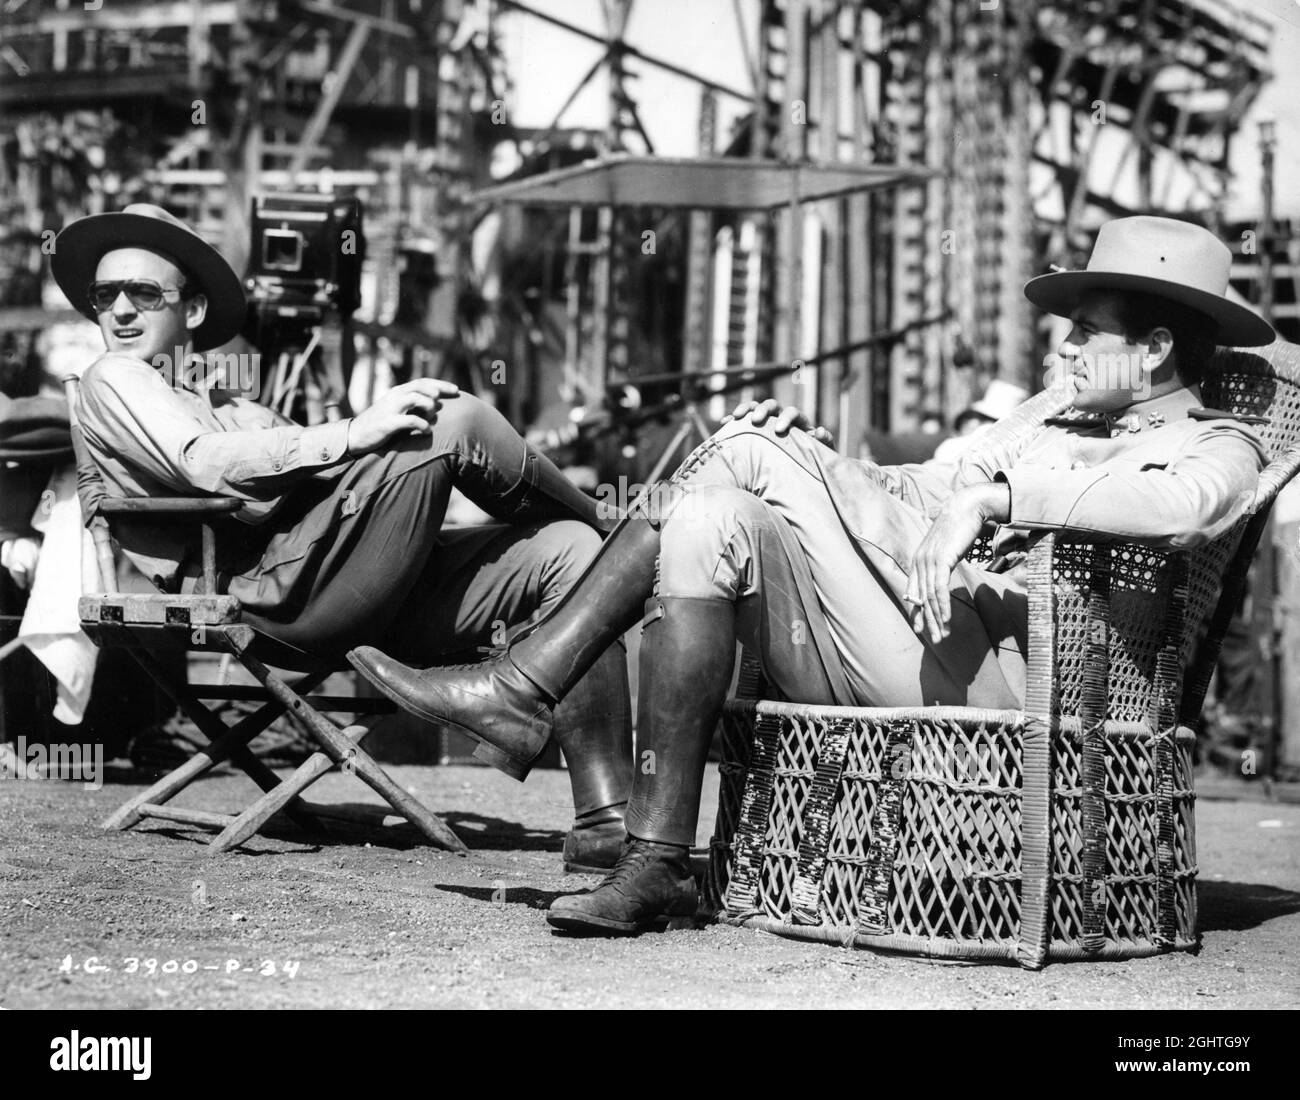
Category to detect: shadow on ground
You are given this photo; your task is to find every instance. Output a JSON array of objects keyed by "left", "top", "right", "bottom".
[
  {"left": 1198, "top": 880, "right": 1300, "bottom": 932},
  {"left": 440, "top": 810, "right": 563, "bottom": 852},
  {"left": 436, "top": 883, "right": 568, "bottom": 909}
]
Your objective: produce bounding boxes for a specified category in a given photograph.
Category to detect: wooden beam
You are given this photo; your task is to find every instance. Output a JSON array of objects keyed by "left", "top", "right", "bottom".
[
  {"left": 287, "top": 20, "right": 371, "bottom": 182},
  {"left": 731, "top": 0, "right": 760, "bottom": 95},
  {"left": 137, "top": 804, "right": 237, "bottom": 830},
  {"left": 5, "top": 2, "right": 238, "bottom": 35},
  {"left": 816, "top": 0, "right": 841, "bottom": 433},
  {"left": 261, "top": 142, "right": 329, "bottom": 158},
  {"left": 0, "top": 69, "right": 191, "bottom": 106},
  {"left": 497, "top": 0, "right": 751, "bottom": 103},
  {"left": 297, "top": 0, "right": 422, "bottom": 39},
  {"left": 149, "top": 168, "right": 380, "bottom": 187},
  {"left": 1063, "top": 58, "right": 1120, "bottom": 242}
]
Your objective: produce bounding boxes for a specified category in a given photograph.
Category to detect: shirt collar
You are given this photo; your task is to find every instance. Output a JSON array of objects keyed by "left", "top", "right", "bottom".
[
  {"left": 1123, "top": 384, "right": 1200, "bottom": 423},
  {"left": 1046, "top": 385, "right": 1200, "bottom": 434}
]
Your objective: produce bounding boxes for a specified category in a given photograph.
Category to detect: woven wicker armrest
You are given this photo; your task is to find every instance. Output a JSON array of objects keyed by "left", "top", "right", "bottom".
[{"left": 1019, "top": 529, "right": 1197, "bottom": 719}]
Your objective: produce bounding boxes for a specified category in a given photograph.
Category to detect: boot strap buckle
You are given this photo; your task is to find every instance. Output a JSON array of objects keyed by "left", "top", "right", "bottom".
[{"left": 639, "top": 598, "right": 666, "bottom": 629}]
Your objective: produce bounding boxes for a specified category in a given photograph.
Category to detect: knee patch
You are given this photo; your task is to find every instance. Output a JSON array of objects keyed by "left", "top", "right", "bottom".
[{"left": 657, "top": 486, "right": 770, "bottom": 600}]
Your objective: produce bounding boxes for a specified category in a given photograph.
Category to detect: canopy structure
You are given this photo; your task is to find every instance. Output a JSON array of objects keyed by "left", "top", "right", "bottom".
[
  {"left": 471, "top": 154, "right": 935, "bottom": 210},
  {"left": 471, "top": 152, "right": 939, "bottom": 483},
  {"left": 472, "top": 152, "right": 939, "bottom": 453}
]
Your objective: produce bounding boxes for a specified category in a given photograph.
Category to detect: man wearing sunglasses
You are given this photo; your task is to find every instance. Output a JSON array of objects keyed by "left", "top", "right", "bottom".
[
  {"left": 51, "top": 204, "right": 635, "bottom": 871},
  {"left": 87, "top": 276, "right": 191, "bottom": 312}
]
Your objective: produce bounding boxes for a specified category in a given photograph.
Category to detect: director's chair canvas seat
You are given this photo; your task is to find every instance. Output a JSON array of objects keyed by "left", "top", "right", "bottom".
[{"left": 65, "top": 376, "right": 466, "bottom": 855}]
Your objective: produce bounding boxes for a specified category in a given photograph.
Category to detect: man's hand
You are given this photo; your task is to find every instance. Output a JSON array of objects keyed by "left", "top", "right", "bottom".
[
  {"left": 723, "top": 398, "right": 835, "bottom": 450},
  {"left": 905, "top": 482, "right": 1010, "bottom": 644},
  {"left": 346, "top": 379, "right": 461, "bottom": 456},
  {"left": 1, "top": 537, "right": 41, "bottom": 592}
]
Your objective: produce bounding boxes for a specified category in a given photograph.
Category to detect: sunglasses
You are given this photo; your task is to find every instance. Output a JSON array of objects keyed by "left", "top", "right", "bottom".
[{"left": 87, "top": 279, "right": 191, "bottom": 313}]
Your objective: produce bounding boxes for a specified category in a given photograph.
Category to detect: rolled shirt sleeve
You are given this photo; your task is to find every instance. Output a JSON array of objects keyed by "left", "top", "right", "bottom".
[
  {"left": 996, "top": 420, "right": 1267, "bottom": 550},
  {"left": 77, "top": 353, "right": 350, "bottom": 524}
]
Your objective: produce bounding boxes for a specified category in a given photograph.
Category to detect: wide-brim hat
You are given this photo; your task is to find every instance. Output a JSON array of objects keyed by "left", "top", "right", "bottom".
[
  {"left": 1024, "top": 215, "right": 1274, "bottom": 348},
  {"left": 0, "top": 463, "right": 52, "bottom": 540},
  {"left": 0, "top": 396, "right": 73, "bottom": 465},
  {"left": 51, "top": 204, "right": 245, "bottom": 352}
]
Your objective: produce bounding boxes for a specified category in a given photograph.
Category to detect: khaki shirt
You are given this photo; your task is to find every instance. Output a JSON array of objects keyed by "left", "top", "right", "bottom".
[
  {"left": 884, "top": 385, "right": 1268, "bottom": 555},
  {"left": 76, "top": 352, "right": 352, "bottom": 589}
]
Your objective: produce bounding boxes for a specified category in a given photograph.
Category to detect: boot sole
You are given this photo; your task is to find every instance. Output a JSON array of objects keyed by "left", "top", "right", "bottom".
[
  {"left": 546, "top": 910, "right": 697, "bottom": 935},
  {"left": 347, "top": 652, "right": 537, "bottom": 782}
]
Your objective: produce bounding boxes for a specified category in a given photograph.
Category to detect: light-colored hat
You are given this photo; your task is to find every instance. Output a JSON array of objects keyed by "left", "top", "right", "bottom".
[
  {"left": 1024, "top": 215, "right": 1274, "bottom": 347},
  {"left": 51, "top": 204, "right": 245, "bottom": 351},
  {"left": 967, "top": 379, "right": 1029, "bottom": 423}
]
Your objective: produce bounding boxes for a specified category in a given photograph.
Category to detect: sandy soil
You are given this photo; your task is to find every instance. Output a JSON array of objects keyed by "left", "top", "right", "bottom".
[{"left": 1, "top": 761, "right": 1297, "bottom": 1010}]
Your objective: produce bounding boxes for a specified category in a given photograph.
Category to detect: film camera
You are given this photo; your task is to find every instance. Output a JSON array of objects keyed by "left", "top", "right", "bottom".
[{"left": 244, "top": 192, "right": 365, "bottom": 348}]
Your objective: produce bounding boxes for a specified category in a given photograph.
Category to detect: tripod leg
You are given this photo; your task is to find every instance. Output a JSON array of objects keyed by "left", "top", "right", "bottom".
[{"left": 642, "top": 415, "right": 703, "bottom": 489}]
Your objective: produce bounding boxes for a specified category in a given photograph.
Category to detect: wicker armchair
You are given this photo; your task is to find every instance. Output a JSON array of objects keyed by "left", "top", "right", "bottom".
[{"left": 704, "top": 341, "right": 1300, "bottom": 968}]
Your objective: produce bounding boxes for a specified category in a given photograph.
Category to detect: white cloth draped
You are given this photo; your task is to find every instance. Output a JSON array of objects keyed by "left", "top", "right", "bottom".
[{"left": 15, "top": 464, "right": 98, "bottom": 724}]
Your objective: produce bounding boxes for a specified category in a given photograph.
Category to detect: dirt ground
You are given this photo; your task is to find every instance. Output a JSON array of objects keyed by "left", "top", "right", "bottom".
[{"left": 1, "top": 760, "right": 1297, "bottom": 1010}]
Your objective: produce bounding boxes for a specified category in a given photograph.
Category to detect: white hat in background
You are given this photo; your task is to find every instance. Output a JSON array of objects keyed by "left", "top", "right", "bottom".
[{"left": 967, "top": 379, "right": 1029, "bottom": 423}]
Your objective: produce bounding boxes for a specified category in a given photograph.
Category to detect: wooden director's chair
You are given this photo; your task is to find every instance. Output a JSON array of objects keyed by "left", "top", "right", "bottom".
[{"left": 63, "top": 375, "right": 466, "bottom": 855}]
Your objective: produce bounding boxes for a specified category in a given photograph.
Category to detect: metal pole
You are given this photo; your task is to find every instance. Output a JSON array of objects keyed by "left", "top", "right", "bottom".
[
  {"left": 1256, "top": 117, "right": 1279, "bottom": 779},
  {"left": 287, "top": 21, "right": 371, "bottom": 184},
  {"left": 1259, "top": 118, "right": 1276, "bottom": 325}
]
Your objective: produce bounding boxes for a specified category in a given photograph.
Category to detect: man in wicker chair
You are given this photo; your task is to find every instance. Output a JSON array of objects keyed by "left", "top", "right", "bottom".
[
  {"left": 349, "top": 216, "right": 1275, "bottom": 935},
  {"left": 54, "top": 204, "right": 637, "bottom": 872}
]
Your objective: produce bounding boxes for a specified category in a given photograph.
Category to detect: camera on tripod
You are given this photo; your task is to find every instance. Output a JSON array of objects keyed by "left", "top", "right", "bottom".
[{"left": 244, "top": 193, "right": 365, "bottom": 349}]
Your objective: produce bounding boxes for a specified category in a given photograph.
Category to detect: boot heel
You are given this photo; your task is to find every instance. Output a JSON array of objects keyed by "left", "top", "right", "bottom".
[{"left": 471, "top": 740, "right": 533, "bottom": 781}]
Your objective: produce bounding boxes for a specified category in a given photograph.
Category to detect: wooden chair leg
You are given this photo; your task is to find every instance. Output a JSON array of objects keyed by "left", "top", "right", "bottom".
[
  {"left": 102, "top": 695, "right": 293, "bottom": 831},
  {"left": 240, "top": 653, "right": 468, "bottom": 854},
  {"left": 210, "top": 724, "right": 371, "bottom": 852},
  {"left": 126, "top": 647, "right": 327, "bottom": 834}
]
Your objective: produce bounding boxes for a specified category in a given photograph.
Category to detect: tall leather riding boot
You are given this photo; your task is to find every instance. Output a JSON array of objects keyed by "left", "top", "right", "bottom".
[
  {"left": 626, "top": 597, "right": 735, "bottom": 846},
  {"left": 348, "top": 483, "right": 682, "bottom": 780},
  {"left": 553, "top": 642, "right": 633, "bottom": 873},
  {"left": 547, "top": 596, "right": 736, "bottom": 935},
  {"left": 445, "top": 406, "right": 615, "bottom": 532},
  {"left": 482, "top": 440, "right": 618, "bottom": 533}
]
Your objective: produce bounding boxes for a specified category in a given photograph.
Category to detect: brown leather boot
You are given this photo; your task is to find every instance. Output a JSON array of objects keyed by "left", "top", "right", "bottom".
[
  {"left": 348, "top": 485, "right": 680, "bottom": 780},
  {"left": 486, "top": 440, "right": 619, "bottom": 533},
  {"left": 554, "top": 643, "right": 633, "bottom": 873},
  {"left": 546, "top": 596, "right": 737, "bottom": 934},
  {"left": 546, "top": 837, "right": 697, "bottom": 934},
  {"left": 436, "top": 406, "right": 616, "bottom": 532},
  {"left": 562, "top": 805, "right": 627, "bottom": 875}
]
